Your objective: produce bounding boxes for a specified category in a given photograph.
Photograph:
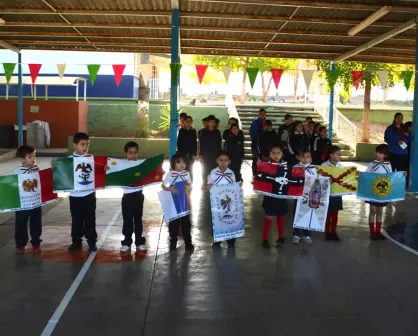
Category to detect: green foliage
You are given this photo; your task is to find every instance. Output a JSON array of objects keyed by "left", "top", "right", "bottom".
[{"left": 158, "top": 105, "right": 184, "bottom": 131}]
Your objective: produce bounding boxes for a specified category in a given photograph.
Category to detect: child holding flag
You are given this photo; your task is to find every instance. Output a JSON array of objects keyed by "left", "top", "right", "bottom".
[{"left": 14, "top": 146, "right": 42, "bottom": 255}]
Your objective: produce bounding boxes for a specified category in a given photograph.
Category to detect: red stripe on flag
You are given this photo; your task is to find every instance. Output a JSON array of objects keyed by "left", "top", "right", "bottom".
[
  {"left": 287, "top": 185, "right": 303, "bottom": 197},
  {"left": 129, "top": 165, "right": 165, "bottom": 187},
  {"left": 292, "top": 167, "right": 305, "bottom": 178},
  {"left": 257, "top": 162, "right": 279, "bottom": 175},
  {"left": 253, "top": 180, "right": 273, "bottom": 194},
  {"left": 94, "top": 156, "right": 108, "bottom": 188},
  {"left": 39, "top": 168, "right": 57, "bottom": 203}
]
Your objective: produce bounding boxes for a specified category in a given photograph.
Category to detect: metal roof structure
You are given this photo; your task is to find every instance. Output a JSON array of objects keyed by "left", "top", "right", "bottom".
[{"left": 0, "top": 0, "right": 417, "bottom": 64}]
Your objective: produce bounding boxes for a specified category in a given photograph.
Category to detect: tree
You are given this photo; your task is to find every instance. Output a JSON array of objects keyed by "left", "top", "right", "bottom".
[{"left": 184, "top": 66, "right": 225, "bottom": 99}]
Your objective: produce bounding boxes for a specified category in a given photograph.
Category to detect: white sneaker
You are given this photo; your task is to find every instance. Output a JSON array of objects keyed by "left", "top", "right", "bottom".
[
  {"left": 137, "top": 244, "right": 147, "bottom": 252},
  {"left": 292, "top": 235, "right": 301, "bottom": 244},
  {"left": 304, "top": 236, "right": 313, "bottom": 244},
  {"left": 120, "top": 245, "right": 131, "bottom": 252}
]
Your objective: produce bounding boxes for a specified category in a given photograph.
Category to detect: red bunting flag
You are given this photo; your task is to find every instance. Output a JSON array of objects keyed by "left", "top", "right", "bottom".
[
  {"left": 195, "top": 65, "right": 208, "bottom": 84},
  {"left": 270, "top": 69, "right": 284, "bottom": 90},
  {"left": 351, "top": 70, "right": 364, "bottom": 90},
  {"left": 112, "top": 64, "right": 126, "bottom": 86},
  {"left": 28, "top": 64, "right": 42, "bottom": 85}
]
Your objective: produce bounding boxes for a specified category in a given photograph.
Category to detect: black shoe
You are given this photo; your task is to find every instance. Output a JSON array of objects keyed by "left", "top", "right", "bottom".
[
  {"left": 212, "top": 242, "right": 222, "bottom": 249},
  {"left": 185, "top": 243, "right": 195, "bottom": 251},
  {"left": 89, "top": 243, "right": 98, "bottom": 252},
  {"left": 169, "top": 243, "right": 177, "bottom": 251},
  {"left": 370, "top": 234, "right": 379, "bottom": 241},
  {"left": 68, "top": 243, "right": 82, "bottom": 252},
  {"left": 262, "top": 240, "right": 270, "bottom": 248},
  {"left": 333, "top": 234, "right": 341, "bottom": 242},
  {"left": 377, "top": 233, "right": 386, "bottom": 240},
  {"left": 276, "top": 237, "right": 285, "bottom": 247},
  {"left": 227, "top": 240, "right": 236, "bottom": 249},
  {"left": 325, "top": 233, "right": 333, "bottom": 241}
]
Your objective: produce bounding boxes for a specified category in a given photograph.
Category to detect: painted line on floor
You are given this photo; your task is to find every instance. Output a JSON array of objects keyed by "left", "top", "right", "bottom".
[
  {"left": 40, "top": 209, "right": 121, "bottom": 336},
  {"left": 382, "top": 229, "right": 418, "bottom": 257}
]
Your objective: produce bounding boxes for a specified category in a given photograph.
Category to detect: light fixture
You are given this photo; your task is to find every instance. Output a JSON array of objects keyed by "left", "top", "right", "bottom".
[{"left": 348, "top": 6, "right": 391, "bottom": 36}]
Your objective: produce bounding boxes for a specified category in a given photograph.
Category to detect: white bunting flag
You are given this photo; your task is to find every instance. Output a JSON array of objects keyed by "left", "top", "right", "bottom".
[
  {"left": 139, "top": 64, "right": 153, "bottom": 85},
  {"left": 57, "top": 63, "right": 67, "bottom": 79},
  {"left": 302, "top": 70, "right": 315, "bottom": 91},
  {"left": 222, "top": 66, "right": 232, "bottom": 83},
  {"left": 377, "top": 71, "right": 389, "bottom": 88}
]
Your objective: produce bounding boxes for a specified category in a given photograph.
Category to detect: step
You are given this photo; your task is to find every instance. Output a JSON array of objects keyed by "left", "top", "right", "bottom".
[{"left": 243, "top": 154, "right": 357, "bottom": 161}]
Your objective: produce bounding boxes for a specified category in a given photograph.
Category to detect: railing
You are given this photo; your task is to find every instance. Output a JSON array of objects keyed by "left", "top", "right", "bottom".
[
  {"left": 225, "top": 92, "right": 242, "bottom": 129},
  {"left": 314, "top": 94, "right": 360, "bottom": 149}
]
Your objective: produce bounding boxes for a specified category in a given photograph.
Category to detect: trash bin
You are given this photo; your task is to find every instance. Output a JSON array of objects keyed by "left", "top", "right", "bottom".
[
  {"left": 26, "top": 122, "right": 46, "bottom": 149},
  {"left": 0, "top": 124, "right": 14, "bottom": 148}
]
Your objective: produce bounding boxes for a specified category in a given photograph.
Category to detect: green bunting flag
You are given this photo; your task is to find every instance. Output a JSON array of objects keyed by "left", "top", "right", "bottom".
[
  {"left": 2, "top": 63, "right": 16, "bottom": 84},
  {"left": 170, "top": 63, "right": 182, "bottom": 83},
  {"left": 325, "top": 69, "right": 339, "bottom": 87},
  {"left": 401, "top": 71, "right": 414, "bottom": 91},
  {"left": 247, "top": 68, "right": 259, "bottom": 89},
  {"left": 87, "top": 64, "right": 101, "bottom": 86}
]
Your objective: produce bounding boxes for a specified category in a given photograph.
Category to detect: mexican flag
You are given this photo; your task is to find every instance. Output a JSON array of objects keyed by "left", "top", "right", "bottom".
[
  {"left": 0, "top": 169, "right": 57, "bottom": 213},
  {"left": 106, "top": 155, "right": 164, "bottom": 188},
  {"left": 52, "top": 155, "right": 107, "bottom": 192}
]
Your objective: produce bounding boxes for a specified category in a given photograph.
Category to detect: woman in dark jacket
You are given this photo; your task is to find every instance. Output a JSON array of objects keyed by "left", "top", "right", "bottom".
[
  {"left": 287, "top": 120, "right": 310, "bottom": 166},
  {"left": 384, "top": 113, "right": 410, "bottom": 174}
]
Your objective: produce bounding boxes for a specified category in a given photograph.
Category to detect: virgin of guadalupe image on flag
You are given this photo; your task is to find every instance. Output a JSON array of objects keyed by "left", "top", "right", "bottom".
[
  {"left": 158, "top": 180, "right": 190, "bottom": 223},
  {"left": 316, "top": 165, "right": 358, "bottom": 196},
  {"left": 293, "top": 175, "right": 330, "bottom": 232},
  {"left": 254, "top": 162, "right": 304, "bottom": 199},
  {"left": 357, "top": 172, "right": 405, "bottom": 203},
  {"left": 210, "top": 183, "right": 244, "bottom": 242}
]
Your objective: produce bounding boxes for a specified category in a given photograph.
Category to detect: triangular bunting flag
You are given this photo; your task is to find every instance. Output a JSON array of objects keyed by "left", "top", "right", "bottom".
[
  {"left": 247, "top": 68, "right": 259, "bottom": 89},
  {"left": 87, "top": 64, "right": 101, "bottom": 86},
  {"left": 112, "top": 64, "right": 126, "bottom": 86},
  {"left": 377, "top": 71, "right": 389, "bottom": 88},
  {"left": 28, "top": 64, "right": 42, "bottom": 85},
  {"left": 2, "top": 63, "right": 16, "bottom": 84},
  {"left": 301, "top": 70, "right": 314, "bottom": 91},
  {"left": 325, "top": 69, "right": 339, "bottom": 87},
  {"left": 195, "top": 64, "right": 208, "bottom": 84},
  {"left": 139, "top": 64, "right": 153, "bottom": 85},
  {"left": 351, "top": 70, "right": 364, "bottom": 90},
  {"left": 401, "top": 71, "right": 413, "bottom": 91},
  {"left": 222, "top": 66, "right": 232, "bottom": 83},
  {"left": 170, "top": 63, "right": 182, "bottom": 83},
  {"left": 57, "top": 64, "right": 67, "bottom": 79},
  {"left": 270, "top": 69, "right": 284, "bottom": 90}
]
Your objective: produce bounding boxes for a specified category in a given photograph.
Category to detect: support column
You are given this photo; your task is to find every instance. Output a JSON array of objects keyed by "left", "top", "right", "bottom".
[
  {"left": 17, "top": 52, "right": 23, "bottom": 147},
  {"left": 328, "top": 62, "right": 335, "bottom": 141},
  {"left": 169, "top": 8, "right": 181, "bottom": 159},
  {"left": 409, "top": 26, "right": 418, "bottom": 192}
]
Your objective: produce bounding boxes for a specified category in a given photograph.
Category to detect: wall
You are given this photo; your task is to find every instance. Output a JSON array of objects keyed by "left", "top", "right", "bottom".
[
  {"left": 0, "top": 100, "right": 87, "bottom": 147},
  {"left": 356, "top": 142, "right": 379, "bottom": 161}
]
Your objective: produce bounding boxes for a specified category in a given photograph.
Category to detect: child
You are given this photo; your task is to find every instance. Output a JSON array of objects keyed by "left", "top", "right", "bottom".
[
  {"left": 292, "top": 148, "right": 316, "bottom": 244},
  {"left": 68, "top": 132, "right": 97, "bottom": 252},
  {"left": 178, "top": 112, "right": 188, "bottom": 132},
  {"left": 257, "top": 120, "right": 278, "bottom": 162},
  {"left": 261, "top": 144, "right": 288, "bottom": 248},
  {"left": 322, "top": 146, "right": 343, "bottom": 241},
  {"left": 199, "top": 115, "right": 222, "bottom": 182},
  {"left": 177, "top": 115, "right": 197, "bottom": 178},
  {"left": 14, "top": 146, "right": 42, "bottom": 255},
  {"left": 310, "top": 123, "right": 322, "bottom": 153},
  {"left": 162, "top": 154, "right": 194, "bottom": 251},
  {"left": 288, "top": 120, "right": 310, "bottom": 166},
  {"left": 313, "top": 126, "right": 332, "bottom": 165},
  {"left": 215, "top": 118, "right": 220, "bottom": 129},
  {"left": 198, "top": 117, "right": 209, "bottom": 140},
  {"left": 366, "top": 144, "right": 392, "bottom": 240},
  {"left": 224, "top": 123, "right": 245, "bottom": 182},
  {"left": 120, "top": 142, "right": 147, "bottom": 252},
  {"left": 208, "top": 151, "right": 237, "bottom": 248}
]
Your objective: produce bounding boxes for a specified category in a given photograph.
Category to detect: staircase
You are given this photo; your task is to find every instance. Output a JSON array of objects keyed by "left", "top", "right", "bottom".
[{"left": 236, "top": 104, "right": 356, "bottom": 161}]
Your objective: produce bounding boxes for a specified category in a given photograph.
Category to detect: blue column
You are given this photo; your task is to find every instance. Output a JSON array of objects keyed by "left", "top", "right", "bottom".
[
  {"left": 169, "top": 8, "right": 181, "bottom": 159},
  {"left": 409, "top": 26, "right": 418, "bottom": 192},
  {"left": 17, "top": 52, "right": 23, "bottom": 147},
  {"left": 328, "top": 62, "right": 335, "bottom": 141}
]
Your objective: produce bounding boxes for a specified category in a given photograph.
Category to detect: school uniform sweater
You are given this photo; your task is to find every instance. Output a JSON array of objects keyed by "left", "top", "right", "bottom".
[
  {"left": 223, "top": 131, "right": 244, "bottom": 162},
  {"left": 199, "top": 128, "right": 222, "bottom": 157},
  {"left": 177, "top": 127, "right": 198, "bottom": 157},
  {"left": 257, "top": 130, "right": 278, "bottom": 158},
  {"left": 313, "top": 137, "right": 332, "bottom": 164},
  {"left": 288, "top": 132, "right": 310, "bottom": 156}
]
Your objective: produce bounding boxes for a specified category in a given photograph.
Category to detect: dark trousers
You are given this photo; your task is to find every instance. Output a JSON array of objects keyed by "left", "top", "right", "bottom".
[
  {"left": 390, "top": 153, "right": 409, "bottom": 188},
  {"left": 121, "top": 191, "right": 145, "bottom": 246},
  {"left": 230, "top": 160, "right": 242, "bottom": 182},
  {"left": 201, "top": 154, "right": 217, "bottom": 182},
  {"left": 252, "top": 154, "right": 258, "bottom": 177},
  {"left": 69, "top": 193, "right": 97, "bottom": 246},
  {"left": 169, "top": 215, "right": 192, "bottom": 245},
  {"left": 15, "top": 206, "right": 42, "bottom": 248},
  {"left": 185, "top": 155, "right": 195, "bottom": 180}
]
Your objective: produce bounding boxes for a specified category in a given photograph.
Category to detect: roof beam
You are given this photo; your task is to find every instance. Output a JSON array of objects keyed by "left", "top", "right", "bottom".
[
  {"left": 0, "top": 40, "right": 21, "bottom": 52},
  {"left": 334, "top": 15, "right": 418, "bottom": 63},
  {"left": 348, "top": 6, "right": 391, "bottom": 36}
]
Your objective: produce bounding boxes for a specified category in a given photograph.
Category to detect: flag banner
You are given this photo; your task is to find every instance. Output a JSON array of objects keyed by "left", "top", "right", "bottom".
[
  {"left": 270, "top": 69, "right": 284, "bottom": 90},
  {"left": 87, "top": 64, "right": 101, "bottom": 85},
  {"left": 222, "top": 66, "right": 232, "bottom": 83},
  {"left": 195, "top": 64, "right": 208, "bottom": 84},
  {"left": 57, "top": 63, "right": 67, "bottom": 79},
  {"left": 325, "top": 69, "right": 339, "bottom": 87},
  {"left": 316, "top": 166, "right": 358, "bottom": 196},
  {"left": 357, "top": 172, "right": 405, "bottom": 203},
  {"left": 52, "top": 156, "right": 107, "bottom": 192},
  {"left": 2, "top": 63, "right": 16, "bottom": 84},
  {"left": 254, "top": 162, "right": 305, "bottom": 199},
  {"left": 210, "top": 183, "right": 244, "bottom": 242},
  {"left": 377, "top": 70, "right": 388, "bottom": 88},
  {"left": 158, "top": 181, "right": 190, "bottom": 222},
  {"left": 106, "top": 155, "right": 164, "bottom": 189},
  {"left": 28, "top": 64, "right": 42, "bottom": 84},
  {"left": 0, "top": 169, "right": 57, "bottom": 213},
  {"left": 247, "top": 67, "right": 259, "bottom": 89},
  {"left": 139, "top": 64, "right": 153, "bottom": 85},
  {"left": 351, "top": 70, "right": 364, "bottom": 90},
  {"left": 401, "top": 71, "right": 413, "bottom": 91},
  {"left": 112, "top": 64, "right": 126, "bottom": 86},
  {"left": 293, "top": 176, "right": 330, "bottom": 232},
  {"left": 170, "top": 63, "right": 182, "bottom": 83},
  {"left": 302, "top": 69, "right": 314, "bottom": 91}
]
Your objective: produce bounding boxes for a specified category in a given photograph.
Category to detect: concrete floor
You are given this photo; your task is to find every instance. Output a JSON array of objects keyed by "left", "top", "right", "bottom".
[{"left": 1, "top": 159, "right": 418, "bottom": 336}]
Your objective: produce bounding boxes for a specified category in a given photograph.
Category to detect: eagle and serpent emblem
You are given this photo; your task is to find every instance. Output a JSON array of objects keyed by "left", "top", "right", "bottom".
[{"left": 75, "top": 162, "right": 93, "bottom": 185}]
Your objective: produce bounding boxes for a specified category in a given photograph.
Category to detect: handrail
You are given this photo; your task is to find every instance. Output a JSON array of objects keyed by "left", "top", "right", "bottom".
[{"left": 225, "top": 92, "right": 242, "bottom": 129}]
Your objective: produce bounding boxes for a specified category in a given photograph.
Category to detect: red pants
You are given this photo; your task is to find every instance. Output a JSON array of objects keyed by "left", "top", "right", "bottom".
[{"left": 326, "top": 211, "right": 339, "bottom": 234}]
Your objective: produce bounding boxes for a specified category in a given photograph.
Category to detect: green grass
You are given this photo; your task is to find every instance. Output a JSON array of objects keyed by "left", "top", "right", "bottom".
[{"left": 339, "top": 108, "right": 413, "bottom": 125}]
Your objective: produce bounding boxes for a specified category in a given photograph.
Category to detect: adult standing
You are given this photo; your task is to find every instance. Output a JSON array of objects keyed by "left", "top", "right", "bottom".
[{"left": 249, "top": 109, "right": 267, "bottom": 178}]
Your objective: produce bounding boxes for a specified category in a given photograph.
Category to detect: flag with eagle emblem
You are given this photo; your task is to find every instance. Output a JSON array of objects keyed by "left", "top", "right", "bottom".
[{"left": 357, "top": 171, "right": 405, "bottom": 202}]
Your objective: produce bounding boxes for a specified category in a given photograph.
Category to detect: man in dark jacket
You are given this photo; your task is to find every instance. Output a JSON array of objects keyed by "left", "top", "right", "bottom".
[
  {"left": 177, "top": 116, "right": 197, "bottom": 178},
  {"left": 199, "top": 116, "right": 222, "bottom": 182},
  {"left": 224, "top": 123, "right": 245, "bottom": 182},
  {"left": 257, "top": 120, "right": 278, "bottom": 161}
]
